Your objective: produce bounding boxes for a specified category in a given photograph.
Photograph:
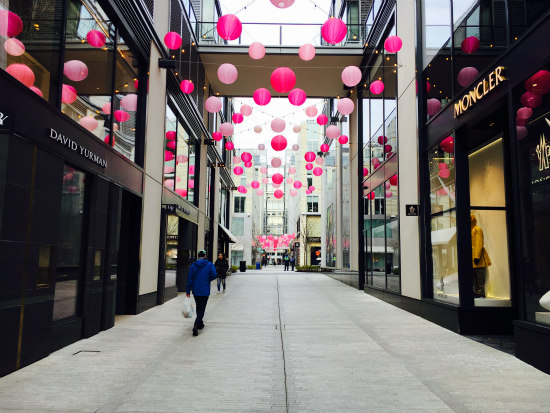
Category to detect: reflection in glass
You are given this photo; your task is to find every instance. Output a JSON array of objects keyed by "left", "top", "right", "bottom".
[
  {"left": 37, "top": 245, "right": 52, "bottom": 287},
  {"left": 428, "top": 136, "right": 455, "bottom": 214},
  {"left": 371, "top": 187, "right": 386, "bottom": 289},
  {"left": 164, "top": 106, "right": 177, "bottom": 191},
  {"left": 176, "top": 120, "right": 189, "bottom": 197},
  {"left": 386, "top": 179, "right": 399, "bottom": 292},
  {"left": 431, "top": 211, "right": 458, "bottom": 304},
  {"left": 93, "top": 250, "right": 102, "bottom": 281},
  {"left": 165, "top": 215, "right": 178, "bottom": 288},
  {"left": 468, "top": 137, "right": 505, "bottom": 207},
  {"left": 422, "top": 0, "right": 451, "bottom": 67}
]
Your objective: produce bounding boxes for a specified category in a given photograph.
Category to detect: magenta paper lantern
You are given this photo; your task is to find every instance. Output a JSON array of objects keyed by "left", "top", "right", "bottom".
[
  {"left": 427, "top": 98, "right": 442, "bottom": 116},
  {"left": 164, "top": 32, "right": 182, "bottom": 49},
  {"left": 114, "top": 110, "right": 130, "bottom": 122},
  {"left": 212, "top": 131, "right": 223, "bottom": 141},
  {"left": 262, "top": 177, "right": 269, "bottom": 184},
  {"left": 385, "top": 181, "right": 391, "bottom": 189},
  {"left": 320, "top": 144, "right": 329, "bottom": 152},
  {"left": 372, "top": 158, "right": 380, "bottom": 166},
  {"left": 438, "top": 162, "right": 448, "bottom": 170},
  {"left": 286, "top": 177, "right": 293, "bottom": 184},
  {"left": 254, "top": 125, "right": 263, "bottom": 134},
  {"left": 120, "top": 94, "right": 138, "bottom": 111},
  {"left": 292, "top": 125, "right": 301, "bottom": 133},
  {"left": 166, "top": 131, "right": 176, "bottom": 141},
  {"left": 461, "top": 36, "right": 480, "bottom": 54},
  {"left": 288, "top": 88, "right": 307, "bottom": 106},
  {"left": 232, "top": 113, "right": 244, "bottom": 124},
  {"left": 271, "top": 118, "right": 286, "bottom": 133},
  {"left": 440, "top": 136, "right": 454, "bottom": 153},
  {"left": 217, "top": 14, "right": 242, "bottom": 41},
  {"left": 166, "top": 141, "right": 176, "bottom": 150},
  {"left": 384, "top": 35, "right": 403, "bottom": 53},
  {"left": 292, "top": 144, "right": 299, "bottom": 151},
  {"left": 188, "top": 179, "right": 195, "bottom": 188},
  {"left": 377, "top": 135, "right": 388, "bottom": 145},
  {"left": 384, "top": 144, "right": 392, "bottom": 153},
  {"left": 233, "top": 155, "right": 241, "bottom": 164},
  {"left": 290, "top": 189, "right": 298, "bottom": 197},
  {"left": 516, "top": 126, "right": 528, "bottom": 140},
  {"left": 234, "top": 166, "right": 244, "bottom": 175},
  {"left": 164, "top": 166, "right": 175, "bottom": 174},
  {"left": 326, "top": 125, "right": 340, "bottom": 139},
  {"left": 293, "top": 181, "right": 302, "bottom": 189},
  {"left": 180, "top": 79, "right": 194, "bottom": 94},
  {"left": 274, "top": 189, "right": 284, "bottom": 199},
  {"left": 220, "top": 122, "right": 234, "bottom": 136},
  {"left": 339, "top": 135, "right": 349, "bottom": 144},
  {"left": 164, "top": 179, "right": 175, "bottom": 188},
  {"left": 205, "top": 96, "right": 222, "bottom": 113},
  {"left": 256, "top": 189, "right": 264, "bottom": 196},
  {"left": 385, "top": 190, "right": 393, "bottom": 198},
  {"left": 288, "top": 166, "right": 296, "bottom": 174},
  {"left": 225, "top": 141, "right": 234, "bottom": 150},
  {"left": 305, "top": 189, "right": 311, "bottom": 195},
  {"left": 241, "top": 152, "right": 252, "bottom": 163},
  {"left": 305, "top": 106, "right": 318, "bottom": 117},
  {"left": 439, "top": 169, "right": 450, "bottom": 179},
  {"left": 457, "top": 67, "right": 479, "bottom": 88},
  {"left": 79, "top": 117, "right": 98, "bottom": 132},
  {"left": 389, "top": 174, "right": 398, "bottom": 186},
  {"left": 245, "top": 161, "right": 252, "bottom": 168},
  {"left": 304, "top": 151, "right": 316, "bottom": 162},
  {"left": 260, "top": 166, "right": 268, "bottom": 174},
  {"left": 29, "top": 86, "right": 43, "bottom": 97},
  {"left": 189, "top": 165, "right": 196, "bottom": 175},
  {"left": 4, "top": 38, "right": 25, "bottom": 56},
  {"left": 272, "top": 183, "right": 281, "bottom": 188},
  {"left": 270, "top": 67, "right": 296, "bottom": 93},
  {"left": 249, "top": 42, "right": 265, "bottom": 59},
  {"left": 271, "top": 135, "right": 288, "bottom": 151},
  {"left": 240, "top": 104, "right": 253, "bottom": 116},
  {"left": 0, "top": 10, "right": 23, "bottom": 37},
  {"left": 270, "top": 0, "right": 294, "bottom": 8},
  {"left": 370, "top": 80, "right": 384, "bottom": 95},
  {"left": 525, "top": 70, "right": 550, "bottom": 95},
  {"left": 299, "top": 43, "right": 315, "bottom": 61},
  {"left": 309, "top": 186, "right": 315, "bottom": 192},
  {"left": 317, "top": 114, "right": 328, "bottom": 125},
  {"left": 176, "top": 189, "right": 188, "bottom": 197},
  {"left": 165, "top": 151, "right": 174, "bottom": 161},
  {"left": 237, "top": 185, "right": 246, "bottom": 193},
  {"left": 305, "top": 163, "right": 314, "bottom": 171},
  {"left": 313, "top": 167, "right": 323, "bottom": 176},
  {"left": 272, "top": 173, "right": 284, "bottom": 184},
  {"left": 253, "top": 88, "right": 271, "bottom": 106},
  {"left": 268, "top": 235, "right": 274, "bottom": 240},
  {"left": 315, "top": 156, "right": 324, "bottom": 165},
  {"left": 271, "top": 157, "right": 282, "bottom": 168},
  {"left": 321, "top": 17, "right": 347, "bottom": 44},
  {"left": 337, "top": 98, "right": 354, "bottom": 115},
  {"left": 520, "top": 92, "right": 542, "bottom": 109},
  {"left": 102, "top": 102, "right": 111, "bottom": 114},
  {"left": 516, "top": 116, "right": 528, "bottom": 127},
  {"left": 341, "top": 66, "right": 362, "bottom": 87},
  {"left": 258, "top": 143, "right": 265, "bottom": 150},
  {"left": 86, "top": 30, "right": 106, "bottom": 48},
  {"left": 6, "top": 63, "right": 35, "bottom": 87},
  {"left": 61, "top": 84, "right": 77, "bottom": 104},
  {"left": 366, "top": 191, "right": 375, "bottom": 200},
  {"left": 517, "top": 107, "right": 533, "bottom": 120},
  {"left": 218, "top": 63, "right": 238, "bottom": 84},
  {"left": 251, "top": 181, "right": 260, "bottom": 189}
]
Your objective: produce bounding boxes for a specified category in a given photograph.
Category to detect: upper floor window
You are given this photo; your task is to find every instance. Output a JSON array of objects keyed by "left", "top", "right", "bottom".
[
  {"left": 307, "top": 195, "right": 319, "bottom": 212},
  {"left": 234, "top": 196, "right": 245, "bottom": 213}
]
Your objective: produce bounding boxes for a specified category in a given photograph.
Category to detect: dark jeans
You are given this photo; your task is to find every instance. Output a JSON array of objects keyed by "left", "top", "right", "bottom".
[
  {"left": 473, "top": 267, "right": 487, "bottom": 297},
  {"left": 284, "top": 263, "right": 289, "bottom": 271},
  {"left": 193, "top": 295, "right": 209, "bottom": 327},
  {"left": 291, "top": 263, "right": 295, "bottom": 271},
  {"left": 217, "top": 276, "right": 226, "bottom": 291}
]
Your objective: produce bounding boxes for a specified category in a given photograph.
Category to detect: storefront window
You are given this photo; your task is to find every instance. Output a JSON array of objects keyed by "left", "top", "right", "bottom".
[
  {"left": 509, "top": 1, "right": 550, "bottom": 45},
  {"left": 176, "top": 120, "right": 189, "bottom": 198},
  {"left": 422, "top": 0, "right": 451, "bottom": 69},
  {"left": 164, "top": 106, "right": 177, "bottom": 191},
  {"left": 188, "top": 143, "right": 196, "bottom": 204},
  {"left": 428, "top": 134, "right": 455, "bottom": 214},
  {"left": 431, "top": 210, "right": 458, "bottom": 304},
  {"left": 165, "top": 215, "right": 178, "bottom": 288},
  {"left": 386, "top": 177, "right": 399, "bottom": 292}
]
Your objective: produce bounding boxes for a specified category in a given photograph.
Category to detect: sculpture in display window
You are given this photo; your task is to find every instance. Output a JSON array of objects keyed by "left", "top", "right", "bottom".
[{"left": 471, "top": 214, "right": 491, "bottom": 298}]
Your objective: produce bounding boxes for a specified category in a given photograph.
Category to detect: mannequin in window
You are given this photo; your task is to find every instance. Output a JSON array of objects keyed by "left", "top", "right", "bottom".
[{"left": 471, "top": 214, "right": 491, "bottom": 298}]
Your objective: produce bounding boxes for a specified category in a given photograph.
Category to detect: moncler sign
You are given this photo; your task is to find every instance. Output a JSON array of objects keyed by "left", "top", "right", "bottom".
[{"left": 49, "top": 128, "right": 107, "bottom": 168}]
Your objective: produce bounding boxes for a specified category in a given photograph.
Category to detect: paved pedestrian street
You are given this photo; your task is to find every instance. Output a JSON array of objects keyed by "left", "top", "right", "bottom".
[{"left": 0, "top": 270, "right": 548, "bottom": 413}]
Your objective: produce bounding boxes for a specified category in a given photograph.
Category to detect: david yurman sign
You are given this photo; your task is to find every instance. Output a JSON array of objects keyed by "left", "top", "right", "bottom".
[
  {"left": 454, "top": 66, "right": 506, "bottom": 118},
  {"left": 165, "top": 204, "right": 191, "bottom": 215},
  {"left": 49, "top": 128, "right": 107, "bottom": 168}
]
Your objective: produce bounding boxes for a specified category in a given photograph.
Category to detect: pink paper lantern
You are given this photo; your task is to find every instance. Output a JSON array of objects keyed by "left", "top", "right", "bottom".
[
  {"left": 189, "top": 165, "right": 196, "bottom": 175},
  {"left": 363, "top": 167, "right": 369, "bottom": 177},
  {"left": 0, "top": 10, "right": 23, "bottom": 37},
  {"left": 288, "top": 88, "right": 307, "bottom": 106},
  {"left": 286, "top": 177, "right": 293, "bottom": 184},
  {"left": 237, "top": 185, "right": 246, "bottom": 193},
  {"left": 241, "top": 152, "right": 252, "bottom": 163},
  {"left": 212, "top": 131, "right": 223, "bottom": 141},
  {"left": 293, "top": 181, "right": 302, "bottom": 189},
  {"left": 270, "top": 67, "right": 296, "bottom": 93},
  {"left": 517, "top": 107, "right": 533, "bottom": 120},
  {"left": 305, "top": 189, "right": 311, "bottom": 195},
  {"left": 166, "top": 131, "right": 176, "bottom": 141},
  {"left": 341, "top": 66, "right": 362, "bottom": 87},
  {"left": 520, "top": 92, "right": 542, "bottom": 109},
  {"left": 321, "top": 17, "right": 347, "bottom": 44},
  {"left": 164, "top": 32, "right": 182, "bottom": 49},
  {"left": 86, "top": 30, "right": 106, "bottom": 48},
  {"left": 205, "top": 96, "right": 222, "bottom": 113},
  {"left": 516, "top": 126, "right": 528, "bottom": 140},
  {"left": 164, "top": 166, "right": 175, "bottom": 174},
  {"left": 366, "top": 191, "right": 375, "bottom": 200},
  {"left": 262, "top": 177, "right": 269, "bottom": 184},
  {"left": 180, "top": 80, "right": 194, "bottom": 94},
  {"left": 102, "top": 102, "right": 111, "bottom": 114},
  {"left": 251, "top": 181, "right": 260, "bottom": 189},
  {"left": 457, "top": 67, "right": 479, "bottom": 88},
  {"left": 220, "top": 122, "right": 234, "bottom": 136},
  {"left": 438, "top": 162, "right": 448, "bottom": 170},
  {"left": 306, "top": 106, "right": 318, "bottom": 117},
  {"left": 305, "top": 163, "right": 314, "bottom": 171},
  {"left": 270, "top": 0, "right": 294, "bottom": 7},
  {"left": 120, "top": 94, "right": 138, "bottom": 111},
  {"left": 337, "top": 98, "right": 354, "bottom": 115},
  {"left": 315, "top": 156, "right": 324, "bottom": 165},
  {"left": 240, "top": 104, "right": 252, "bottom": 116},
  {"left": 258, "top": 143, "right": 265, "bottom": 150},
  {"left": 385, "top": 181, "right": 391, "bottom": 189},
  {"left": 217, "top": 14, "right": 242, "bottom": 41},
  {"left": 61, "top": 84, "right": 77, "bottom": 104},
  {"left": 218, "top": 63, "right": 238, "bottom": 84},
  {"left": 232, "top": 112, "right": 244, "bottom": 124},
  {"left": 260, "top": 166, "right": 268, "bottom": 174},
  {"left": 233, "top": 155, "right": 241, "bottom": 164},
  {"left": 427, "top": 98, "right": 442, "bottom": 116},
  {"left": 317, "top": 114, "right": 328, "bottom": 125},
  {"left": 440, "top": 136, "right": 454, "bottom": 153},
  {"left": 234, "top": 166, "right": 244, "bottom": 175},
  {"left": 253, "top": 88, "right": 271, "bottom": 106},
  {"left": 6, "top": 63, "right": 35, "bottom": 87},
  {"left": 3, "top": 38, "right": 25, "bottom": 56},
  {"left": 372, "top": 158, "right": 380, "bottom": 166},
  {"left": 274, "top": 189, "right": 284, "bottom": 199},
  {"left": 188, "top": 179, "right": 195, "bottom": 189},
  {"left": 339, "top": 135, "right": 349, "bottom": 144},
  {"left": 326, "top": 125, "right": 340, "bottom": 139},
  {"left": 79, "top": 117, "right": 98, "bottom": 131},
  {"left": 439, "top": 169, "right": 450, "bottom": 179},
  {"left": 271, "top": 118, "right": 286, "bottom": 133},
  {"left": 64, "top": 59, "right": 89, "bottom": 82},
  {"left": 290, "top": 189, "right": 298, "bottom": 197},
  {"left": 525, "top": 70, "right": 550, "bottom": 95},
  {"left": 288, "top": 166, "right": 296, "bottom": 174},
  {"left": 249, "top": 42, "right": 265, "bottom": 60},
  {"left": 104, "top": 135, "right": 113, "bottom": 146},
  {"left": 292, "top": 144, "right": 299, "bottom": 151},
  {"left": 313, "top": 167, "right": 323, "bottom": 176},
  {"left": 299, "top": 43, "right": 315, "bottom": 61},
  {"left": 309, "top": 186, "right": 315, "bottom": 192},
  {"left": 383, "top": 144, "right": 391, "bottom": 153},
  {"left": 245, "top": 161, "right": 252, "bottom": 168},
  {"left": 516, "top": 116, "right": 528, "bottom": 127},
  {"left": 29, "top": 86, "right": 43, "bottom": 97},
  {"left": 377, "top": 136, "right": 388, "bottom": 145},
  {"left": 256, "top": 189, "right": 264, "bottom": 196},
  {"left": 254, "top": 125, "right": 263, "bottom": 134},
  {"left": 389, "top": 174, "right": 398, "bottom": 186},
  {"left": 304, "top": 151, "right": 316, "bottom": 162},
  {"left": 385, "top": 190, "right": 393, "bottom": 198},
  {"left": 384, "top": 36, "right": 403, "bottom": 53},
  {"left": 461, "top": 36, "right": 480, "bottom": 54},
  {"left": 271, "top": 157, "right": 282, "bottom": 168},
  {"left": 176, "top": 189, "right": 188, "bottom": 197},
  {"left": 272, "top": 173, "right": 284, "bottom": 184},
  {"left": 114, "top": 110, "right": 130, "bottom": 122},
  {"left": 271, "top": 135, "right": 288, "bottom": 151},
  {"left": 225, "top": 141, "right": 234, "bottom": 150},
  {"left": 370, "top": 80, "right": 384, "bottom": 95},
  {"left": 177, "top": 155, "right": 188, "bottom": 163},
  {"left": 165, "top": 151, "right": 175, "bottom": 161},
  {"left": 164, "top": 179, "right": 175, "bottom": 188},
  {"left": 292, "top": 125, "right": 301, "bottom": 133},
  {"left": 320, "top": 144, "right": 330, "bottom": 153}
]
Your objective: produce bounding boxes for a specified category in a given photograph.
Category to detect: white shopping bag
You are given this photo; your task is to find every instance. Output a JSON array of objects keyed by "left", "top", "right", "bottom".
[{"left": 182, "top": 297, "right": 195, "bottom": 318}]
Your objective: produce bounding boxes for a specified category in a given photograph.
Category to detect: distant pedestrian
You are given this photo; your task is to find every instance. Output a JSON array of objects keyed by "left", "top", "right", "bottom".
[
  {"left": 290, "top": 255, "right": 295, "bottom": 271},
  {"left": 186, "top": 250, "right": 217, "bottom": 336},
  {"left": 214, "top": 253, "right": 229, "bottom": 294},
  {"left": 283, "top": 255, "right": 290, "bottom": 271}
]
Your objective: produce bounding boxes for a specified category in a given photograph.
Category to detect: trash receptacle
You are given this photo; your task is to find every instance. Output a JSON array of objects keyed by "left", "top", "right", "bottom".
[
  {"left": 256, "top": 262, "right": 261, "bottom": 270},
  {"left": 239, "top": 260, "right": 246, "bottom": 272}
]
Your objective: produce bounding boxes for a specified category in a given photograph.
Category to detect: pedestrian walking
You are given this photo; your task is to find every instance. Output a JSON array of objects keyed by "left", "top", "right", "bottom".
[
  {"left": 186, "top": 250, "right": 217, "bottom": 336},
  {"left": 214, "top": 253, "right": 229, "bottom": 294},
  {"left": 290, "top": 255, "right": 295, "bottom": 271},
  {"left": 283, "top": 255, "right": 290, "bottom": 271}
]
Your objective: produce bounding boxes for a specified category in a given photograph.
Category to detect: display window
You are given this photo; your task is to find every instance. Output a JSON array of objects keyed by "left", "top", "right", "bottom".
[{"left": 164, "top": 215, "right": 178, "bottom": 288}]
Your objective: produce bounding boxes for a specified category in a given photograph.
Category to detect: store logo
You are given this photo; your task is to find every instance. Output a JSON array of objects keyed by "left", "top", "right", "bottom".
[
  {"left": 454, "top": 66, "right": 506, "bottom": 118},
  {"left": 536, "top": 134, "right": 550, "bottom": 172},
  {"left": 49, "top": 128, "right": 107, "bottom": 168},
  {"left": 0, "top": 112, "right": 9, "bottom": 125}
]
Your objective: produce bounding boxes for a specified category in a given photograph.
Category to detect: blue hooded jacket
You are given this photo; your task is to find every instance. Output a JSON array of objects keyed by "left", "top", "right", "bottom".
[{"left": 186, "top": 259, "right": 218, "bottom": 296}]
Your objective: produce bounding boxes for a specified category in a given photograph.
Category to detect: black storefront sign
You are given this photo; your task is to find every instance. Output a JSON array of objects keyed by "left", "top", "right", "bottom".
[
  {"left": 164, "top": 203, "right": 191, "bottom": 216},
  {"left": 307, "top": 237, "right": 321, "bottom": 242},
  {"left": 405, "top": 205, "right": 419, "bottom": 216},
  {"left": 49, "top": 128, "right": 107, "bottom": 168}
]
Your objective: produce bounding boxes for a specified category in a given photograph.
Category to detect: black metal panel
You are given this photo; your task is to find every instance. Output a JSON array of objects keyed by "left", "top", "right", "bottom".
[
  {"left": 142, "top": 0, "right": 154, "bottom": 19},
  {"left": 514, "top": 321, "right": 550, "bottom": 374}
]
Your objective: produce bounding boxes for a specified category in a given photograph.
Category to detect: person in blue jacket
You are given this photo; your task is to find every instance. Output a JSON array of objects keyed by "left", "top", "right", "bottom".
[{"left": 186, "top": 250, "right": 217, "bottom": 336}]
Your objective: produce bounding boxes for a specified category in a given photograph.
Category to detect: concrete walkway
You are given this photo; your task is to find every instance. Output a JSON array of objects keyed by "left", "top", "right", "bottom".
[{"left": 0, "top": 270, "right": 548, "bottom": 413}]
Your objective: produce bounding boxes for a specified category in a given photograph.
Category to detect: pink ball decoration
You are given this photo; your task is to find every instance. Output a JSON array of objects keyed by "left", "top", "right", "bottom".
[
  {"left": 305, "top": 189, "right": 311, "bottom": 195},
  {"left": 234, "top": 166, "right": 244, "bottom": 175},
  {"left": 320, "top": 144, "right": 330, "bottom": 152},
  {"left": 337, "top": 98, "right": 354, "bottom": 115},
  {"left": 256, "top": 189, "right": 264, "bottom": 196},
  {"left": 241, "top": 152, "right": 252, "bottom": 162},
  {"left": 271, "top": 118, "right": 286, "bottom": 133},
  {"left": 372, "top": 157, "right": 380, "bottom": 166},
  {"left": 317, "top": 114, "right": 328, "bottom": 125},
  {"left": 232, "top": 112, "right": 244, "bottom": 124},
  {"left": 166, "top": 141, "right": 176, "bottom": 149},
  {"left": 274, "top": 189, "right": 284, "bottom": 199},
  {"left": 427, "top": 98, "right": 442, "bottom": 116},
  {"left": 237, "top": 185, "right": 246, "bottom": 193},
  {"left": 189, "top": 165, "right": 196, "bottom": 175},
  {"left": 339, "top": 135, "right": 349, "bottom": 144},
  {"left": 177, "top": 155, "right": 188, "bottom": 163},
  {"left": 188, "top": 179, "right": 195, "bottom": 189},
  {"left": 292, "top": 144, "right": 299, "bottom": 151},
  {"left": 286, "top": 177, "right": 293, "bottom": 184},
  {"left": 166, "top": 131, "right": 176, "bottom": 141},
  {"left": 79, "top": 117, "right": 98, "bottom": 131},
  {"left": 290, "top": 189, "right": 298, "bottom": 197},
  {"left": 114, "top": 110, "right": 130, "bottom": 122},
  {"left": 164, "top": 32, "right": 182, "bottom": 49},
  {"left": 176, "top": 189, "right": 188, "bottom": 197},
  {"left": 384, "top": 35, "right": 403, "bottom": 53},
  {"left": 341, "top": 66, "right": 362, "bottom": 87},
  {"left": 245, "top": 161, "right": 252, "bottom": 168},
  {"left": 218, "top": 63, "right": 238, "bottom": 84},
  {"left": 270, "top": 67, "right": 296, "bottom": 93},
  {"left": 164, "top": 166, "right": 175, "bottom": 174},
  {"left": 104, "top": 135, "right": 114, "bottom": 147},
  {"left": 288, "top": 166, "right": 296, "bottom": 174},
  {"left": 254, "top": 125, "right": 263, "bottom": 133},
  {"left": 165, "top": 151, "right": 175, "bottom": 161},
  {"left": 305, "top": 163, "right": 314, "bottom": 171},
  {"left": 305, "top": 106, "right": 318, "bottom": 117},
  {"left": 525, "top": 70, "right": 550, "bottom": 95},
  {"left": 516, "top": 116, "right": 528, "bottom": 127},
  {"left": 366, "top": 191, "right": 375, "bottom": 200},
  {"left": 313, "top": 167, "right": 323, "bottom": 176},
  {"left": 272, "top": 173, "right": 284, "bottom": 184},
  {"left": 262, "top": 177, "right": 269, "bottom": 184},
  {"left": 258, "top": 143, "right": 265, "bottom": 150},
  {"left": 298, "top": 43, "right": 316, "bottom": 61},
  {"left": 439, "top": 169, "right": 450, "bottom": 179},
  {"left": 205, "top": 96, "right": 222, "bottom": 113},
  {"left": 326, "top": 125, "right": 340, "bottom": 139},
  {"left": 520, "top": 92, "right": 542, "bottom": 109},
  {"left": 271, "top": 135, "right": 288, "bottom": 151},
  {"left": 370, "top": 80, "right": 384, "bottom": 95},
  {"left": 385, "top": 181, "right": 391, "bottom": 189},
  {"left": 251, "top": 181, "right": 260, "bottom": 189},
  {"left": 120, "top": 94, "right": 138, "bottom": 111},
  {"left": 389, "top": 174, "right": 398, "bottom": 186},
  {"left": 270, "top": 0, "right": 294, "bottom": 8},
  {"left": 440, "top": 136, "right": 454, "bottom": 153},
  {"left": 293, "top": 181, "right": 302, "bottom": 189},
  {"left": 6, "top": 63, "right": 35, "bottom": 87},
  {"left": 517, "top": 107, "right": 533, "bottom": 120},
  {"left": 102, "top": 102, "right": 111, "bottom": 114},
  {"left": 180, "top": 80, "right": 194, "bottom": 94},
  {"left": 321, "top": 17, "right": 347, "bottom": 44},
  {"left": 225, "top": 141, "right": 234, "bottom": 150},
  {"left": 315, "top": 156, "right": 324, "bottom": 165},
  {"left": 377, "top": 135, "right": 388, "bottom": 145},
  {"left": 64, "top": 60, "right": 88, "bottom": 82},
  {"left": 240, "top": 104, "right": 252, "bottom": 116},
  {"left": 212, "top": 131, "right": 223, "bottom": 141},
  {"left": 164, "top": 179, "right": 175, "bottom": 188},
  {"left": 3, "top": 38, "right": 25, "bottom": 56},
  {"left": 457, "top": 67, "right": 479, "bottom": 88},
  {"left": 516, "top": 126, "right": 528, "bottom": 140},
  {"left": 217, "top": 14, "right": 242, "bottom": 41},
  {"left": 271, "top": 157, "right": 282, "bottom": 168},
  {"left": 86, "top": 30, "right": 106, "bottom": 47},
  {"left": 363, "top": 167, "right": 369, "bottom": 177},
  {"left": 461, "top": 36, "right": 480, "bottom": 54},
  {"left": 253, "top": 88, "right": 271, "bottom": 106},
  {"left": 61, "top": 84, "right": 77, "bottom": 104},
  {"left": 385, "top": 190, "right": 393, "bottom": 198},
  {"left": 0, "top": 10, "right": 23, "bottom": 37},
  {"left": 220, "top": 122, "right": 234, "bottom": 136},
  {"left": 233, "top": 155, "right": 241, "bottom": 164},
  {"left": 288, "top": 88, "right": 307, "bottom": 106},
  {"left": 29, "top": 86, "right": 43, "bottom": 97},
  {"left": 292, "top": 125, "right": 301, "bottom": 133},
  {"left": 438, "top": 162, "right": 448, "bottom": 170},
  {"left": 304, "top": 151, "right": 316, "bottom": 162},
  {"left": 309, "top": 186, "right": 315, "bottom": 192},
  {"left": 248, "top": 42, "right": 265, "bottom": 59},
  {"left": 384, "top": 144, "right": 392, "bottom": 153},
  {"left": 260, "top": 166, "right": 268, "bottom": 174}
]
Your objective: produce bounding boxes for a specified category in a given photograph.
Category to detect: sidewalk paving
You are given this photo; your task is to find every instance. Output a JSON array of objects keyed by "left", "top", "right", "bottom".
[{"left": 0, "top": 270, "right": 548, "bottom": 413}]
